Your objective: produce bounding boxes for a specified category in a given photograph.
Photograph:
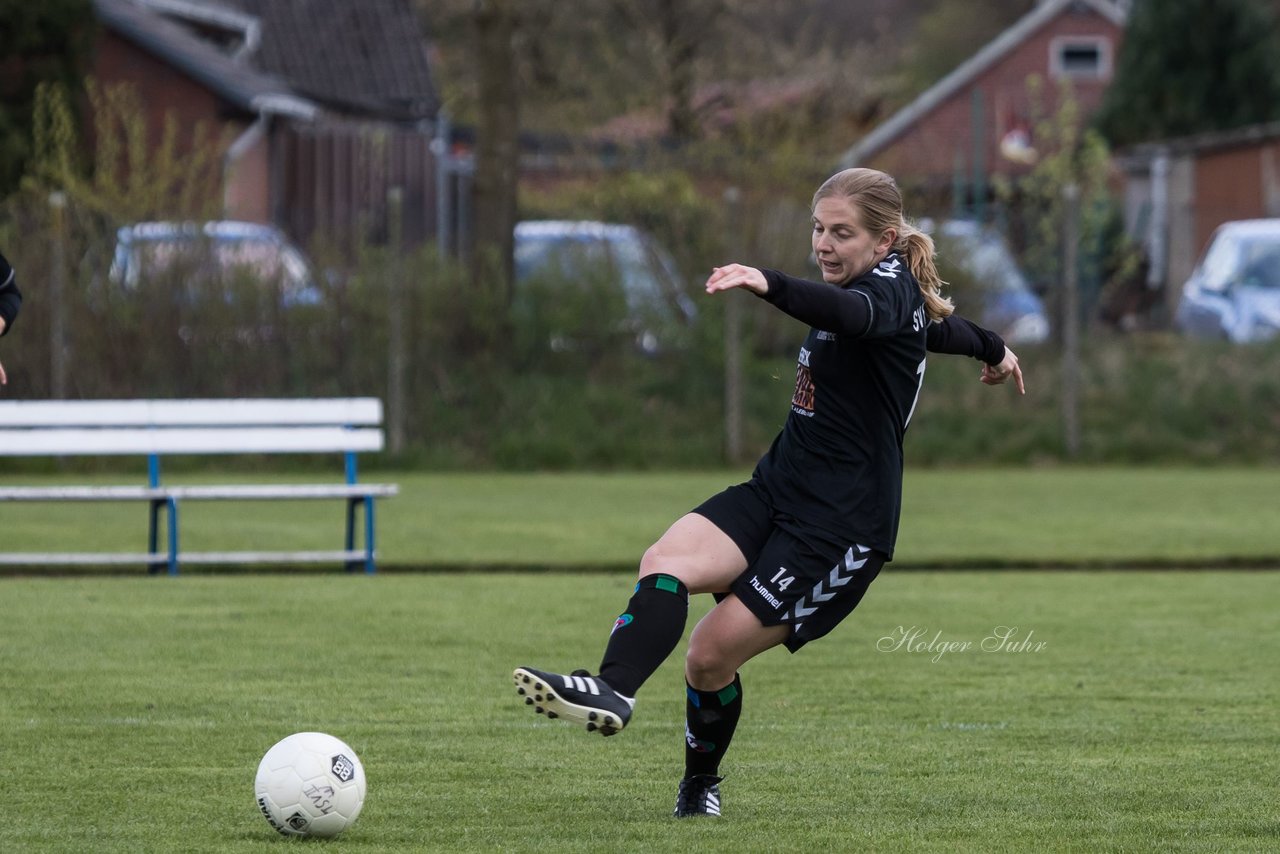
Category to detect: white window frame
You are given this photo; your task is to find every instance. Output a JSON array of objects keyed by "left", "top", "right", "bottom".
[{"left": 1049, "top": 35, "right": 1112, "bottom": 80}]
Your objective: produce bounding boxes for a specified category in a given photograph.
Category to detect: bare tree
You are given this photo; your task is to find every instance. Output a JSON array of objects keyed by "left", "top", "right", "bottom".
[
  {"left": 605, "top": 0, "right": 724, "bottom": 143},
  {"left": 657, "top": 0, "right": 718, "bottom": 142},
  {"left": 470, "top": 0, "right": 519, "bottom": 316}
]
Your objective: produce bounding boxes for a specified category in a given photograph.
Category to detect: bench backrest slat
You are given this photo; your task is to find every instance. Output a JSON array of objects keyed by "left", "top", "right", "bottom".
[
  {"left": 0, "top": 398, "right": 383, "bottom": 428},
  {"left": 0, "top": 427, "right": 385, "bottom": 456}
]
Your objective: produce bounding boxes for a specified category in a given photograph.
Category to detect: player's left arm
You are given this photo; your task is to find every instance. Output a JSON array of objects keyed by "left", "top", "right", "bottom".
[
  {"left": 927, "top": 315, "right": 1024, "bottom": 394},
  {"left": 926, "top": 314, "right": 1004, "bottom": 362}
]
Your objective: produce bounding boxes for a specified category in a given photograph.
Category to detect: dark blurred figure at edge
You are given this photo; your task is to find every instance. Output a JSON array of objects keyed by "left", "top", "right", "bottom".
[{"left": 0, "top": 250, "right": 22, "bottom": 386}]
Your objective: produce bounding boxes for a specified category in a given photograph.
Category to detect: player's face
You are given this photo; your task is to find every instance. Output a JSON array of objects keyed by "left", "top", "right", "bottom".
[{"left": 811, "top": 196, "right": 894, "bottom": 284}]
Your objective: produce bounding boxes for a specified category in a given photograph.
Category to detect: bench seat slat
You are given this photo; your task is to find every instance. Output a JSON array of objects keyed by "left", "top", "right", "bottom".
[
  {"left": 174, "top": 550, "right": 373, "bottom": 564},
  {"left": 0, "top": 484, "right": 399, "bottom": 501},
  {"left": 0, "top": 550, "right": 374, "bottom": 566},
  {"left": 168, "top": 484, "right": 398, "bottom": 499},
  {"left": 0, "top": 552, "right": 169, "bottom": 565},
  {"left": 0, "top": 487, "right": 166, "bottom": 501}
]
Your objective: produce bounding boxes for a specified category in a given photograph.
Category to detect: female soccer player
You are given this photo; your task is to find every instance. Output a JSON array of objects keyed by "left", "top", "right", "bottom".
[{"left": 514, "top": 167, "right": 1023, "bottom": 817}]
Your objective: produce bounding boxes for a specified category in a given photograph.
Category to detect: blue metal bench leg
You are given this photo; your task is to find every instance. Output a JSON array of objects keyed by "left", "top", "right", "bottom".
[
  {"left": 166, "top": 498, "right": 179, "bottom": 576},
  {"left": 364, "top": 497, "right": 377, "bottom": 574},
  {"left": 345, "top": 497, "right": 359, "bottom": 572},
  {"left": 343, "top": 496, "right": 377, "bottom": 574},
  {"left": 148, "top": 498, "right": 163, "bottom": 574},
  {"left": 147, "top": 498, "right": 180, "bottom": 575}
]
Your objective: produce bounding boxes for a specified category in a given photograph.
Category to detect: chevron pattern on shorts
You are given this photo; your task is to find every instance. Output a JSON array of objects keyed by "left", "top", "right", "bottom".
[{"left": 785, "top": 544, "right": 871, "bottom": 630}]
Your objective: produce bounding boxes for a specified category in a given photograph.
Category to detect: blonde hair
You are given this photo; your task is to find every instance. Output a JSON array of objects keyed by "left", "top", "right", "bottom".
[{"left": 812, "top": 168, "right": 954, "bottom": 321}]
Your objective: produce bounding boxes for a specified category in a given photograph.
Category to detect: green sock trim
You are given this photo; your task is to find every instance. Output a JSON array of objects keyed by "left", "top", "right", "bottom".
[
  {"left": 655, "top": 575, "right": 682, "bottom": 594},
  {"left": 716, "top": 683, "right": 740, "bottom": 705}
]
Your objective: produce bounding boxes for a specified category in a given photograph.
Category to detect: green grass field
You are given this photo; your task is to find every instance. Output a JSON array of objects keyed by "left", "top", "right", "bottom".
[
  {"left": 3, "top": 571, "right": 1278, "bottom": 852},
  {"left": 5, "top": 467, "right": 1280, "bottom": 568},
  {"left": 3, "top": 467, "right": 1279, "bottom": 850}
]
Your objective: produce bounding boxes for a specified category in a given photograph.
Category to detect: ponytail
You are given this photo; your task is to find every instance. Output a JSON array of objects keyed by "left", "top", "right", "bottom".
[{"left": 897, "top": 223, "right": 954, "bottom": 322}]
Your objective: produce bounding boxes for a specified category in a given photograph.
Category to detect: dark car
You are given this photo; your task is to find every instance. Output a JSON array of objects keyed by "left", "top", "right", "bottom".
[
  {"left": 513, "top": 220, "right": 697, "bottom": 355},
  {"left": 1175, "top": 219, "right": 1280, "bottom": 343}
]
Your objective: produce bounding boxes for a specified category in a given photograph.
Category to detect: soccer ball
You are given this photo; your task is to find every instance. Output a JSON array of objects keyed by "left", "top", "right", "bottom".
[{"left": 254, "top": 732, "right": 366, "bottom": 838}]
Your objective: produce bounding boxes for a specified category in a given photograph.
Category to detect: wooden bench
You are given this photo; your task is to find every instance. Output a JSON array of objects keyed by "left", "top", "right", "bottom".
[{"left": 0, "top": 398, "right": 398, "bottom": 574}]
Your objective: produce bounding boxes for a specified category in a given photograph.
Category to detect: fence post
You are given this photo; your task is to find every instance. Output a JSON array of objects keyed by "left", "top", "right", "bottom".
[
  {"left": 723, "top": 186, "right": 744, "bottom": 465},
  {"left": 49, "top": 191, "right": 69, "bottom": 399},
  {"left": 432, "top": 111, "right": 452, "bottom": 257},
  {"left": 386, "top": 186, "right": 406, "bottom": 454},
  {"left": 1061, "top": 182, "right": 1081, "bottom": 458}
]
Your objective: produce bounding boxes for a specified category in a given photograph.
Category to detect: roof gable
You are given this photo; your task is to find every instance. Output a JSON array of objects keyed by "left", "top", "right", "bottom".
[
  {"left": 96, "top": 0, "right": 439, "bottom": 123},
  {"left": 1120, "top": 120, "right": 1280, "bottom": 166},
  {"left": 225, "top": 0, "right": 439, "bottom": 122},
  {"left": 839, "top": 0, "right": 1127, "bottom": 168},
  {"left": 94, "top": 0, "right": 318, "bottom": 119}
]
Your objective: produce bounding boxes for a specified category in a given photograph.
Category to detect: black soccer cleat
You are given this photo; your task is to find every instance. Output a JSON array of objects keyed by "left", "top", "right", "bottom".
[
  {"left": 673, "top": 774, "right": 724, "bottom": 818},
  {"left": 512, "top": 667, "right": 634, "bottom": 736}
]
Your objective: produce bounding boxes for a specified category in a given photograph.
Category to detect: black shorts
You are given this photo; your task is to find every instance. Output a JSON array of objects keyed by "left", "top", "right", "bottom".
[{"left": 692, "top": 479, "right": 886, "bottom": 653}]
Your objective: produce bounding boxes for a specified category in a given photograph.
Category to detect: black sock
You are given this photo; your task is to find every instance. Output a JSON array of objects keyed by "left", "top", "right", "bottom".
[
  {"left": 597, "top": 573, "right": 688, "bottom": 697},
  {"left": 684, "top": 674, "right": 743, "bottom": 778}
]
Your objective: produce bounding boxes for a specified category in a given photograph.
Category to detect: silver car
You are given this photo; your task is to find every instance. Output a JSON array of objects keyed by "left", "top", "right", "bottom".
[
  {"left": 927, "top": 219, "right": 1050, "bottom": 345},
  {"left": 1176, "top": 219, "right": 1280, "bottom": 343},
  {"left": 110, "top": 220, "right": 321, "bottom": 307},
  {"left": 513, "top": 220, "right": 697, "bottom": 354}
]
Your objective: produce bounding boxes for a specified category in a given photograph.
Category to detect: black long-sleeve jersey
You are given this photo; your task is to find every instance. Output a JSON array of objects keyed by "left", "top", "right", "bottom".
[
  {"left": 0, "top": 251, "right": 20, "bottom": 335},
  {"left": 751, "top": 253, "right": 1004, "bottom": 558}
]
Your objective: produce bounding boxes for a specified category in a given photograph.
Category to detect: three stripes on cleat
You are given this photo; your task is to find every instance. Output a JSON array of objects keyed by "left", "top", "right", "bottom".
[{"left": 513, "top": 668, "right": 624, "bottom": 735}]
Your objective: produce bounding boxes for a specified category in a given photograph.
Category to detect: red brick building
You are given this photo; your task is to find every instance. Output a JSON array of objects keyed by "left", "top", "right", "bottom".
[
  {"left": 90, "top": 0, "right": 443, "bottom": 246},
  {"left": 94, "top": 0, "right": 317, "bottom": 225},
  {"left": 839, "top": 0, "right": 1128, "bottom": 195}
]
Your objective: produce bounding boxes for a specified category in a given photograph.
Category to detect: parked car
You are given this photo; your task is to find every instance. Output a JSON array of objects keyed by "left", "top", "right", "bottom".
[
  {"left": 513, "top": 220, "right": 697, "bottom": 355},
  {"left": 927, "top": 219, "right": 1050, "bottom": 345},
  {"left": 1175, "top": 219, "right": 1280, "bottom": 343},
  {"left": 106, "top": 220, "right": 323, "bottom": 348},
  {"left": 110, "top": 220, "right": 321, "bottom": 307}
]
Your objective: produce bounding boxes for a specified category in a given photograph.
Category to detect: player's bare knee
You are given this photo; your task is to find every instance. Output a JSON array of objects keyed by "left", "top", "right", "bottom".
[
  {"left": 684, "top": 640, "right": 733, "bottom": 690},
  {"left": 637, "top": 543, "right": 663, "bottom": 579},
  {"left": 638, "top": 541, "right": 688, "bottom": 581}
]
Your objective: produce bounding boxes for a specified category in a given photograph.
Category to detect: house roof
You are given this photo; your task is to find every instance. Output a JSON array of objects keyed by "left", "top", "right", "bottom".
[
  {"left": 220, "top": 0, "right": 439, "bottom": 122},
  {"left": 837, "top": 0, "right": 1127, "bottom": 168},
  {"left": 1117, "top": 121, "right": 1280, "bottom": 171},
  {"left": 93, "top": 0, "right": 319, "bottom": 120}
]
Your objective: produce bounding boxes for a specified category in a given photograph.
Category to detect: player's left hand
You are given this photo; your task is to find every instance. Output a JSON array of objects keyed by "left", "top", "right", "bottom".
[{"left": 981, "top": 346, "right": 1024, "bottom": 394}]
